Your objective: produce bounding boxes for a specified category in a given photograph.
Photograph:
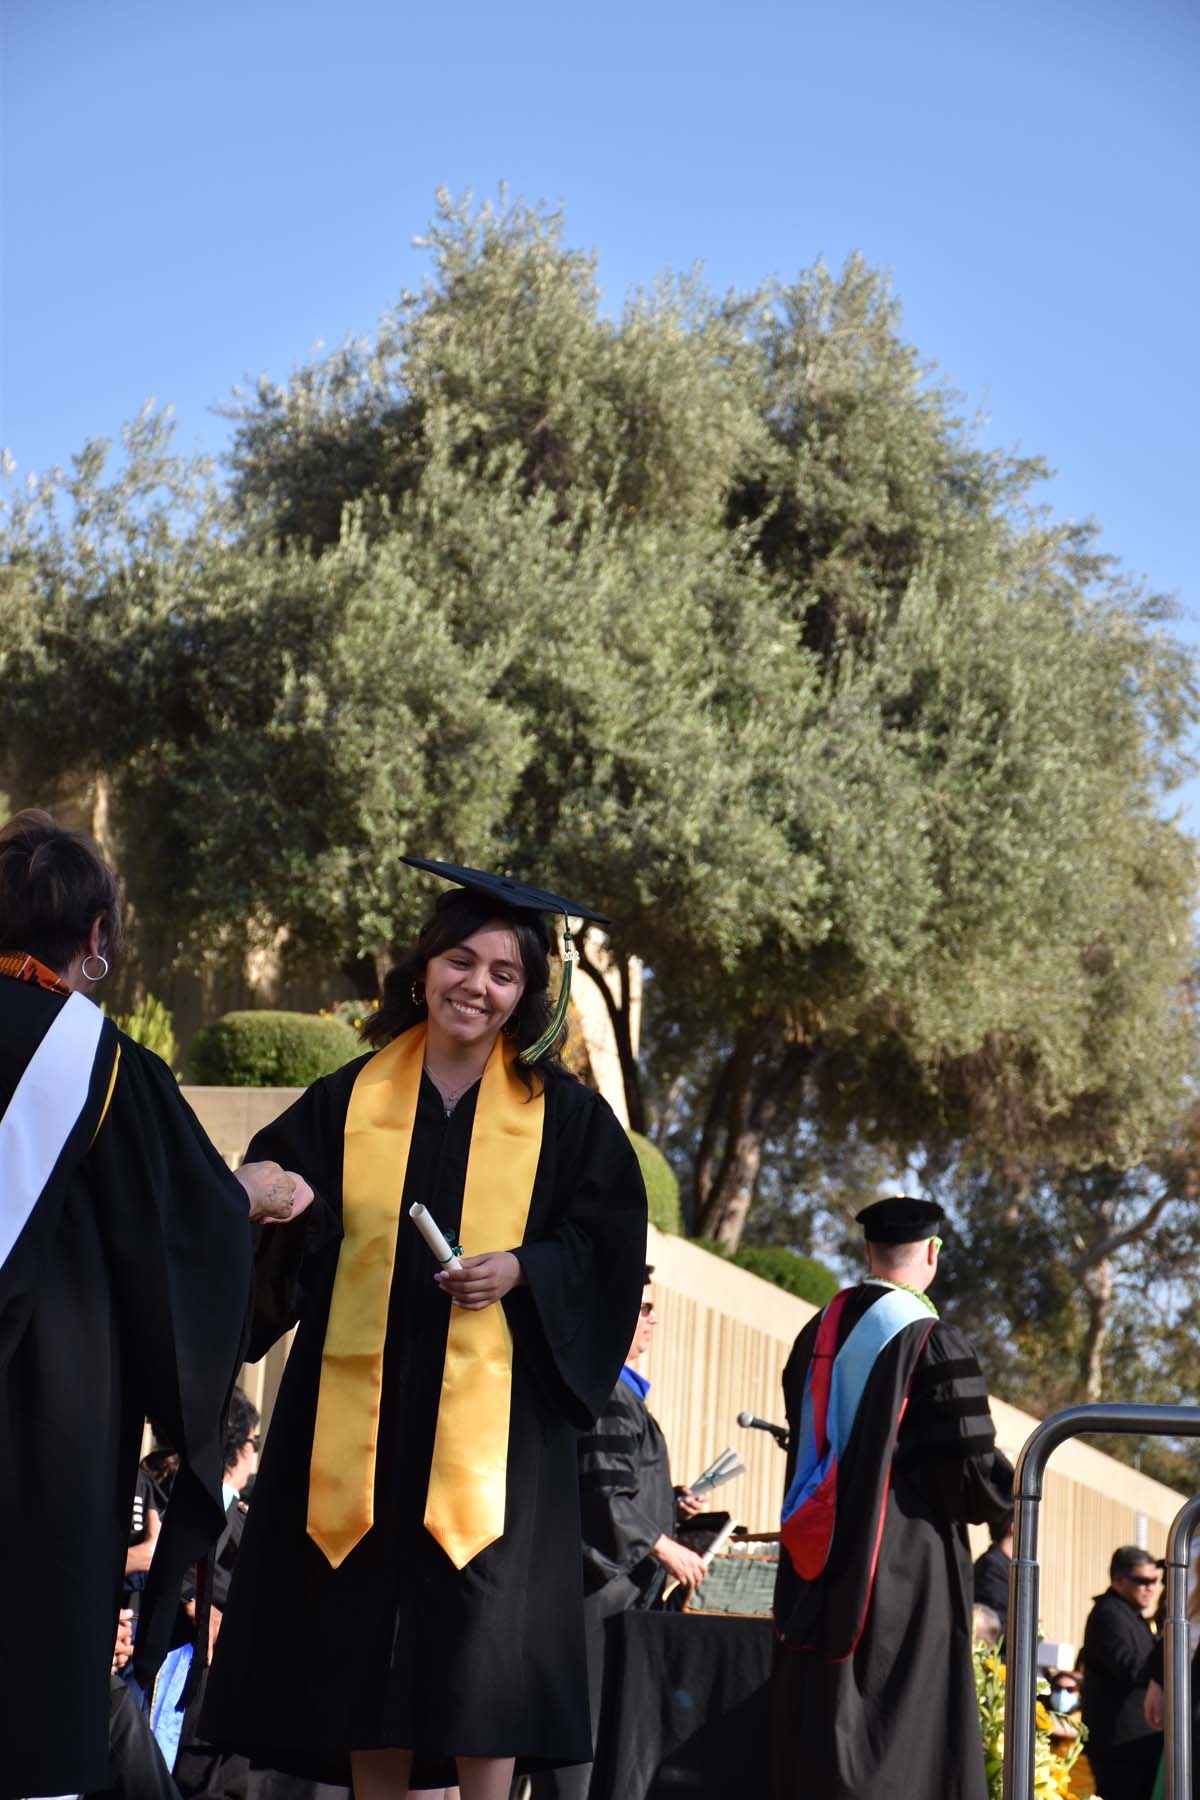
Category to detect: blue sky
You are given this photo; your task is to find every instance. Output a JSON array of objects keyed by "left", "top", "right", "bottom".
[{"left": 3, "top": 0, "right": 1198, "bottom": 795}]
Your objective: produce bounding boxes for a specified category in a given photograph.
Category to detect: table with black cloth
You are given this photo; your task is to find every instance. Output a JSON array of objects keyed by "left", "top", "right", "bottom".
[{"left": 588, "top": 1609, "right": 772, "bottom": 1800}]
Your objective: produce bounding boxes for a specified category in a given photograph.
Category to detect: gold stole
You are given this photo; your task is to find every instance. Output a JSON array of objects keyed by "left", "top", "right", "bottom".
[{"left": 306, "top": 1024, "right": 545, "bottom": 1570}]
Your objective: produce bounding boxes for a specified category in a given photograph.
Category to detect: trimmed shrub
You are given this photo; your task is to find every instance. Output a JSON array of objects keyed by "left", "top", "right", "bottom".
[
  {"left": 694, "top": 1238, "right": 839, "bottom": 1307},
  {"left": 628, "top": 1131, "right": 683, "bottom": 1235},
  {"left": 189, "top": 1010, "right": 362, "bottom": 1088}
]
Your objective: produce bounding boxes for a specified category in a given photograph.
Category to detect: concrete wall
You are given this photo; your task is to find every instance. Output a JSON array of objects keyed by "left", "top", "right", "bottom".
[{"left": 187, "top": 1085, "right": 1190, "bottom": 1652}]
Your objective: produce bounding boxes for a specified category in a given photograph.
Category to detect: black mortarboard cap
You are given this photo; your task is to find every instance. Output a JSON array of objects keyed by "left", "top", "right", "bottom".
[
  {"left": 855, "top": 1196, "right": 943, "bottom": 1245},
  {"left": 401, "top": 858, "right": 610, "bottom": 927},
  {"left": 401, "top": 856, "right": 609, "bottom": 1064}
]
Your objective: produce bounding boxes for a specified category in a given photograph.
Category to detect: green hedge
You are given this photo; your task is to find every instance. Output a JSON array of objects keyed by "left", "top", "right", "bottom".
[
  {"left": 189, "top": 1010, "right": 362, "bottom": 1087},
  {"left": 694, "top": 1239, "right": 839, "bottom": 1307},
  {"left": 628, "top": 1131, "right": 683, "bottom": 1234}
]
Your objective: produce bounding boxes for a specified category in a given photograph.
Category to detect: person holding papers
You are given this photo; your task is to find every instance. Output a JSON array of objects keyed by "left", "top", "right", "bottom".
[
  {"left": 529, "top": 1265, "right": 707, "bottom": 1800},
  {"left": 204, "top": 858, "right": 647, "bottom": 1800},
  {"left": 0, "top": 810, "right": 308, "bottom": 1800}
]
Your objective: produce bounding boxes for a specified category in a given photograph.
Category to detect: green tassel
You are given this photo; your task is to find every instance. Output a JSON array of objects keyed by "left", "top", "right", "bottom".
[{"left": 520, "top": 919, "right": 575, "bottom": 1065}]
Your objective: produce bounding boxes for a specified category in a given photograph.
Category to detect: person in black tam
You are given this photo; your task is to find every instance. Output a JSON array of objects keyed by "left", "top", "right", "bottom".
[{"left": 771, "top": 1195, "right": 1013, "bottom": 1800}]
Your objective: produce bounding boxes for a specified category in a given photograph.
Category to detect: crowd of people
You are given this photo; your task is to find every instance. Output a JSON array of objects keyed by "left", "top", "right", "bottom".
[
  {"left": 2, "top": 809, "right": 1197, "bottom": 1800},
  {"left": 971, "top": 1537, "right": 1199, "bottom": 1800}
]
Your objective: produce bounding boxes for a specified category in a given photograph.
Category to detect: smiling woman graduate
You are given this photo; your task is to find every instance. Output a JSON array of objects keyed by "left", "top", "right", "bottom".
[{"left": 204, "top": 859, "right": 648, "bottom": 1800}]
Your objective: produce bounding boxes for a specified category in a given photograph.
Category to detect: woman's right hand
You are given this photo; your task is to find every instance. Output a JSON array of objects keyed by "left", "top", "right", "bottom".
[{"left": 236, "top": 1160, "right": 316, "bottom": 1224}]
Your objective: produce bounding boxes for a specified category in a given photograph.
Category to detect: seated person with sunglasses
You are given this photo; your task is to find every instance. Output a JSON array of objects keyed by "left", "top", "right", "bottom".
[
  {"left": 528, "top": 1267, "right": 704, "bottom": 1800},
  {"left": 1081, "top": 1546, "right": 1164, "bottom": 1800}
]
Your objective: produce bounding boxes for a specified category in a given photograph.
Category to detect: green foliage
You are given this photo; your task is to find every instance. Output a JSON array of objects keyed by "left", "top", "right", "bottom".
[
  {"left": 2, "top": 188, "right": 1196, "bottom": 1282},
  {"left": 113, "top": 994, "right": 180, "bottom": 1072},
  {"left": 628, "top": 1130, "right": 682, "bottom": 1234},
  {"left": 730, "top": 1245, "right": 840, "bottom": 1307},
  {"left": 323, "top": 998, "right": 380, "bottom": 1035},
  {"left": 189, "top": 1010, "right": 361, "bottom": 1087},
  {"left": 694, "top": 1238, "right": 840, "bottom": 1307}
]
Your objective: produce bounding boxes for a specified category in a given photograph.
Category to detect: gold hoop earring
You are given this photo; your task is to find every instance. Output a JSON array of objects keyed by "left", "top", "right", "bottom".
[{"left": 411, "top": 979, "right": 425, "bottom": 1007}]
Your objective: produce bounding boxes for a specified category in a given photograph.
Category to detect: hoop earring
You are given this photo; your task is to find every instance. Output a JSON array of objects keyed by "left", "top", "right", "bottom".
[
  {"left": 82, "top": 953, "right": 109, "bottom": 983},
  {"left": 411, "top": 979, "right": 425, "bottom": 1008}
]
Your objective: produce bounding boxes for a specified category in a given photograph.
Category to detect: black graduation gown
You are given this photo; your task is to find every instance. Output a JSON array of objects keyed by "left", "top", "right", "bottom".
[
  {"left": 579, "top": 1376, "right": 677, "bottom": 1617},
  {"left": 203, "top": 1056, "right": 647, "bottom": 1781},
  {"left": 0, "top": 979, "right": 253, "bottom": 1799},
  {"left": 771, "top": 1285, "right": 1013, "bottom": 1800}
]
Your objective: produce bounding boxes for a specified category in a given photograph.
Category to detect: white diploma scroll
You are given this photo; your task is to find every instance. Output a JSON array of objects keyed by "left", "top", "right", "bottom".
[
  {"left": 409, "top": 1202, "right": 463, "bottom": 1271},
  {"left": 662, "top": 1516, "right": 740, "bottom": 1603},
  {"left": 690, "top": 1448, "right": 746, "bottom": 1497}
]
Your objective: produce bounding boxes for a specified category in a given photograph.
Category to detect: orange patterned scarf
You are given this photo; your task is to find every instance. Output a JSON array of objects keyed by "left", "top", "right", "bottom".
[{"left": 0, "top": 953, "right": 71, "bottom": 995}]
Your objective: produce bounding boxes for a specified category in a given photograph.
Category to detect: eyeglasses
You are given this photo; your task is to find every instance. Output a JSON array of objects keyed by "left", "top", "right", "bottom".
[
  {"left": 1128, "top": 1575, "right": 1159, "bottom": 1587},
  {"left": 639, "top": 1302, "right": 656, "bottom": 1319},
  {"left": 931, "top": 1236, "right": 943, "bottom": 1255}
]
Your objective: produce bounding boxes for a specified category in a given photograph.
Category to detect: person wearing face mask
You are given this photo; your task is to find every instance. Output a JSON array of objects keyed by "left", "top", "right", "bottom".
[{"left": 203, "top": 859, "right": 648, "bottom": 1800}]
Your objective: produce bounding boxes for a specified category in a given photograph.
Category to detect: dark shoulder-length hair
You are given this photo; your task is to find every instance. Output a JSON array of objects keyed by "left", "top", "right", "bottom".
[
  {"left": 362, "top": 889, "right": 568, "bottom": 1086},
  {"left": 0, "top": 808, "right": 125, "bottom": 974}
]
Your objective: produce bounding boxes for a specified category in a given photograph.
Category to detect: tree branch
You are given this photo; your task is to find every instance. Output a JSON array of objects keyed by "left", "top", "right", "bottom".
[{"left": 1067, "top": 1188, "right": 1174, "bottom": 1277}]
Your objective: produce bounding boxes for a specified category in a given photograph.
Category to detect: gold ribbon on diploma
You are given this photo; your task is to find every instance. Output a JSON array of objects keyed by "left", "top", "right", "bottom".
[{"left": 306, "top": 1024, "right": 544, "bottom": 1570}]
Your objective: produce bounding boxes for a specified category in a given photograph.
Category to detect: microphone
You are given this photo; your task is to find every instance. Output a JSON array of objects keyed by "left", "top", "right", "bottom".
[{"left": 737, "top": 1410, "right": 790, "bottom": 1451}]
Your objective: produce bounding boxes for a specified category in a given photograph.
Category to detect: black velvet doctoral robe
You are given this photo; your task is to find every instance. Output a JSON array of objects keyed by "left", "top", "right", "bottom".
[
  {"left": 771, "top": 1284, "right": 1012, "bottom": 1800},
  {"left": 0, "top": 978, "right": 253, "bottom": 1799},
  {"left": 579, "top": 1375, "right": 677, "bottom": 1616},
  {"left": 203, "top": 1052, "right": 647, "bottom": 1782}
]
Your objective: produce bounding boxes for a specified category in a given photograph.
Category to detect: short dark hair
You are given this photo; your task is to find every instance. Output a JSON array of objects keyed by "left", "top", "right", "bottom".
[
  {"left": 363, "top": 888, "right": 566, "bottom": 1085},
  {"left": 0, "top": 809, "right": 124, "bottom": 974},
  {"left": 1110, "top": 1544, "right": 1158, "bottom": 1580},
  {"left": 644, "top": 1265, "right": 655, "bottom": 1284},
  {"left": 223, "top": 1387, "right": 261, "bottom": 1475},
  {"left": 990, "top": 1511, "right": 1014, "bottom": 1544}
]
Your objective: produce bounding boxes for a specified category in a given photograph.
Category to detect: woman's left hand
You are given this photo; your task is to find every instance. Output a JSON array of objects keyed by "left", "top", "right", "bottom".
[{"left": 435, "top": 1251, "right": 525, "bottom": 1310}]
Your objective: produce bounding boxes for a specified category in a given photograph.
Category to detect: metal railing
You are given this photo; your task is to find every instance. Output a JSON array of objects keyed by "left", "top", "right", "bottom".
[
  {"left": 1004, "top": 1403, "right": 1200, "bottom": 1800},
  {"left": 1162, "top": 1492, "right": 1200, "bottom": 1800}
]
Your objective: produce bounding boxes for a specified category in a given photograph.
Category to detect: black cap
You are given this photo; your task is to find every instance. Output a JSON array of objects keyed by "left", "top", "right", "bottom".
[
  {"left": 401, "top": 857, "right": 610, "bottom": 927},
  {"left": 402, "top": 856, "right": 608, "bottom": 1065},
  {"left": 855, "top": 1196, "right": 943, "bottom": 1245}
]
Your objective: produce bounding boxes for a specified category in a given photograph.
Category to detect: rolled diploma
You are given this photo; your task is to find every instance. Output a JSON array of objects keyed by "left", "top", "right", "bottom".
[
  {"left": 409, "top": 1203, "right": 463, "bottom": 1271},
  {"left": 663, "top": 1516, "right": 740, "bottom": 1603}
]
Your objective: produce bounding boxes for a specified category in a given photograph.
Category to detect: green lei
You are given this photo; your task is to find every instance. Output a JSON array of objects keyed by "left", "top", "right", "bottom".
[{"left": 864, "top": 1277, "right": 939, "bottom": 1318}]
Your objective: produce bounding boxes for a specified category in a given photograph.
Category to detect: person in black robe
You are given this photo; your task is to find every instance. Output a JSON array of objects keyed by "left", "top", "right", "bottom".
[
  {"left": 529, "top": 1266, "right": 706, "bottom": 1800},
  {"left": 771, "top": 1196, "right": 1012, "bottom": 1800},
  {"left": 0, "top": 809, "right": 311, "bottom": 1800},
  {"left": 204, "top": 861, "right": 648, "bottom": 1800}
]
